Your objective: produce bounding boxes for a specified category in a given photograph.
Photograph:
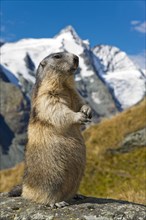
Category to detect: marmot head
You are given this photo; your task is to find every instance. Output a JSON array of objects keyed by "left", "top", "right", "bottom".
[{"left": 36, "top": 52, "right": 79, "bottom": 82}]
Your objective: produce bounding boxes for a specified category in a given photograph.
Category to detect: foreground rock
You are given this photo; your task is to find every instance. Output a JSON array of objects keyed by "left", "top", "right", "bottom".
[{"left": 0, "top": 193, "right": 145, "bottom": 220}]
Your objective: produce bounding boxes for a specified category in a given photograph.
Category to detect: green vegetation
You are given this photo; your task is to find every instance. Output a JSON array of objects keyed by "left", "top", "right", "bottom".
[
  {"left": 80, "top": 99, "right": 146, "bottom": 204},
  {"left": 80, "top": 147, "right": 146, "bottom": 204}
]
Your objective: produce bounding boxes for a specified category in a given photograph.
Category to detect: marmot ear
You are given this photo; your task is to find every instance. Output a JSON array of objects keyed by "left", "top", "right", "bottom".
[
  {"left": 36, "top": 62, "right": 46, "bottom": 82},
  {"left": 40, "top": 60, "right": 47, "bottom": 67}
]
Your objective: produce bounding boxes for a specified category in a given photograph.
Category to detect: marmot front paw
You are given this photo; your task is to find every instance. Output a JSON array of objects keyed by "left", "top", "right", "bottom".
[
  {"left": 75, "top": 112, "right": 91, "bottom": 124},
  {"left": 80, "top": 105, "right": 92, "bottom": 119}
]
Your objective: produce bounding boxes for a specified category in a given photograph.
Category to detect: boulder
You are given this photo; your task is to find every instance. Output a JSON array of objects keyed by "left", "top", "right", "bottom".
[{"left": 108, "top": 128, "right": 146, "bottom": 155}]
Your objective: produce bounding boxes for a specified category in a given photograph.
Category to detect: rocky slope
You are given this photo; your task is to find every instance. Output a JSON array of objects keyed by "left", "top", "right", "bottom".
[
  {"left": 0, "top": 77, "right": 30, "bottom": 169},
  {"left": 0, "top": 193, "right": 145, "bottom": 220}
]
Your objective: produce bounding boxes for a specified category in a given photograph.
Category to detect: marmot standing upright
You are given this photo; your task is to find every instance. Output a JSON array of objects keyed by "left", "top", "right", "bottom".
[{"left": 22, "top": 52, "right": 92, "bottom": 207}]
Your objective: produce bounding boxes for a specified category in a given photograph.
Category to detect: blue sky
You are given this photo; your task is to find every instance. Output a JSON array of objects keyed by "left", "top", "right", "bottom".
[{"left": 0, "top": 0, "right": 146, "bottom": 67}]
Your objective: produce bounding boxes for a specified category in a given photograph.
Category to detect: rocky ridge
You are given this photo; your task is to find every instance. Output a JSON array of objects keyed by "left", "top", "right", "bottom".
[{"left": 0, "top": 193, "right": 146, "bottom": 220}]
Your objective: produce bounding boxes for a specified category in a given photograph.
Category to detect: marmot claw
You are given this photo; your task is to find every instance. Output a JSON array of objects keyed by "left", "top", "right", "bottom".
[
  {"left": 50, "top": 201, "right": 69, "bottom": 208},
  {"left": 80, "top": 105, "right": 92, "bottom": 119},
  {"left": 75, "top": 112, "right": 91, "bottom": 124}
]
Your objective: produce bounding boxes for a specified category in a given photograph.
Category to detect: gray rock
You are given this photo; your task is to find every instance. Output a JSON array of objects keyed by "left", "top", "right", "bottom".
[
  {"left": 0, "top": 78, "right": 30, "bottom": 169},
  {"left": 107, "top": 128, "right": 146, "bottom": 155},
  {"left": 0, "top": 193, "right": 145, "bottom": 220},
  {"left": 121, "top": 128, "right": 146, "bottom": 148},
  {"left": 75, "top": 49, "right": 118, "bottom": 119}
]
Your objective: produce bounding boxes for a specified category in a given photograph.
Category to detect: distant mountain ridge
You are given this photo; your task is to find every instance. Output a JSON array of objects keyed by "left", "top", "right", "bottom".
[
  {"left": 1, "top": 25, "right": 145, "bottom": 113},
  {"left": 92, "top": 45, "right": 146, "bottom": 109}
]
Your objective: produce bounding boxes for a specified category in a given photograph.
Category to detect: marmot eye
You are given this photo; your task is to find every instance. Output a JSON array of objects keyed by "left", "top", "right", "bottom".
[{"left": 53, "top": 54, "right": 62, "bottom": 59}]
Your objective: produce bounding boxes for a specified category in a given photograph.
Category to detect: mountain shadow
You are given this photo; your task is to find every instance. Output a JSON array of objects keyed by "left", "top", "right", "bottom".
[{"left": 0, "top": 114, "right": 14, "bottom": 154}]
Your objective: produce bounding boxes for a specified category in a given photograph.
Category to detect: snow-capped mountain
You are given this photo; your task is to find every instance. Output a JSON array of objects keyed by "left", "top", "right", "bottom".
[
  {"left": 1, "top": 26, "right": 145, "bottom": 115},
  {"left": 1, "top": 26, "right": 146, "bottom": 169},
  {"left": 93, "top": 45, "right": 146, "bottom": 109}
]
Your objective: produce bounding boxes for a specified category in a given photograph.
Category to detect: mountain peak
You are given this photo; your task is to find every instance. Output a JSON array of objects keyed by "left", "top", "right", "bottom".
[
  {"left": 59, "top": 25, "right": 77, "bottom": 35},
  {"left": 93, "top": 44, "right": 137, "bottom": 72},
  {"left": 1, "top": 26, "right": 145, "bottom": 112},
  {"left": 55, "top": 25, "right": 81, "bottom": 42},
  {"left": 60, "top": 25, "right": 75, "bottom": 33}
]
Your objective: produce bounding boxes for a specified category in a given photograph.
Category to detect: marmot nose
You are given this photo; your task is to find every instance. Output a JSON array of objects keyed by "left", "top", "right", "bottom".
[{"left": 73, "top": 55, "right": 79, "bottom": 66}]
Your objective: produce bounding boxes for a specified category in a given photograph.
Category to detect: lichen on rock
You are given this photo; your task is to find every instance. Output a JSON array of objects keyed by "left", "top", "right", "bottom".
[{"left": 0, "top": 193, "right": 145, "bottom": 220}]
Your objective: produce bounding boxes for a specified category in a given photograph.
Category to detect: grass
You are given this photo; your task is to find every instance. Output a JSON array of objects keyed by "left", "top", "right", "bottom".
[
  {"left": 0, "top": 99, "right": 146, "bottom": 205},
  {"left": 80, "top": 147, "right": 146, "bottom": 204},
  {"left": 84, "top": 98, "right": 146, "bottom": 154},
  {"left": 0, "top": 162, "right": 24, "bottom": 193},
  {"left": 80, "top": 99, "right": 146, "bottom": 204}
]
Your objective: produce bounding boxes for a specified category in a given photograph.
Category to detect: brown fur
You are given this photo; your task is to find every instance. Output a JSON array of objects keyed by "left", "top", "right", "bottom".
[{"left": 22, "top": 52, "right": 91, "bottom": 205}]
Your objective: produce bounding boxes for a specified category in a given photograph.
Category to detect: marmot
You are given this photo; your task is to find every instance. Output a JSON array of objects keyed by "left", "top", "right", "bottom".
[{"left": 19, "top": 52, "right": 91, "bottom": 207}]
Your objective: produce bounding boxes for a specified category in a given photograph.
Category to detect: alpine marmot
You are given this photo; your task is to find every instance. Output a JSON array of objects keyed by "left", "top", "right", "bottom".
[{"left": 22, "top": 52, "right": 92, "bottom": 207}]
